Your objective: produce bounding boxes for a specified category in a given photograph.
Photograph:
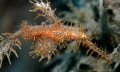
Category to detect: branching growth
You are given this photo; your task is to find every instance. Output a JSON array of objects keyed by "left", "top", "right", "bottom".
[{"left": 0, "top": 0, "right": 117, "bottom": 68}]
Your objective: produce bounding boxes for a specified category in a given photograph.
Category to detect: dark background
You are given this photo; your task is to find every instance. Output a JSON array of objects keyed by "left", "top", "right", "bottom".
[{"left": 0, "top": 0, "right": 120, "bottom": 72}]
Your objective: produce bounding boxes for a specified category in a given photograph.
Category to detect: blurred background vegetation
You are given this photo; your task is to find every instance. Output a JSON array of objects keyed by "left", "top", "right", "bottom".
[{"left": 0, "top": 0, "right": 120, "bottom": 72}]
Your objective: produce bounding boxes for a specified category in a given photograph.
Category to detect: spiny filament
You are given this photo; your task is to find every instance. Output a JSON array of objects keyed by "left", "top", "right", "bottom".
[{"left": 0, "top": 33, "right": 21, "bottom": 68}]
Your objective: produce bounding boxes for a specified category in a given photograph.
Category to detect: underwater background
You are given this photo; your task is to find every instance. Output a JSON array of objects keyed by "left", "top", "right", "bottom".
[{"left": 0, "top": 0, "right": 120, "bottom": 72}]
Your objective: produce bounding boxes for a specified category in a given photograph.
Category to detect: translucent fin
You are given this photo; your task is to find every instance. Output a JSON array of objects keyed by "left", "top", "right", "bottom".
[{"left": 29, "top": 36, "right": 59, "bottom": 63}]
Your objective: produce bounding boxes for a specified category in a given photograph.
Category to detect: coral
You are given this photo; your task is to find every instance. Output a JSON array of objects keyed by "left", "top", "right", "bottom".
[
  {"left": 58, "top": 0, "right": 120, "bottom": 71},
  {"left": 51, "top": 55, "right": 113, "bottom": 72}
]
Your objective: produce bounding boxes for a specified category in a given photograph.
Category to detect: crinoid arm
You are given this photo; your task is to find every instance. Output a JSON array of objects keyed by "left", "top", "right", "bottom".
[
  {"left": 29, "top": 36, "right": 59, "bottom": 63},
  {"left": 29, "top": 0, "right": 56, "bottom": 21},
  {"left": 0, "top": 32, "right": 21, "bottom": 68},
  {"left": 29, "top": 0, "right": 62, "bottom": 24}
]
